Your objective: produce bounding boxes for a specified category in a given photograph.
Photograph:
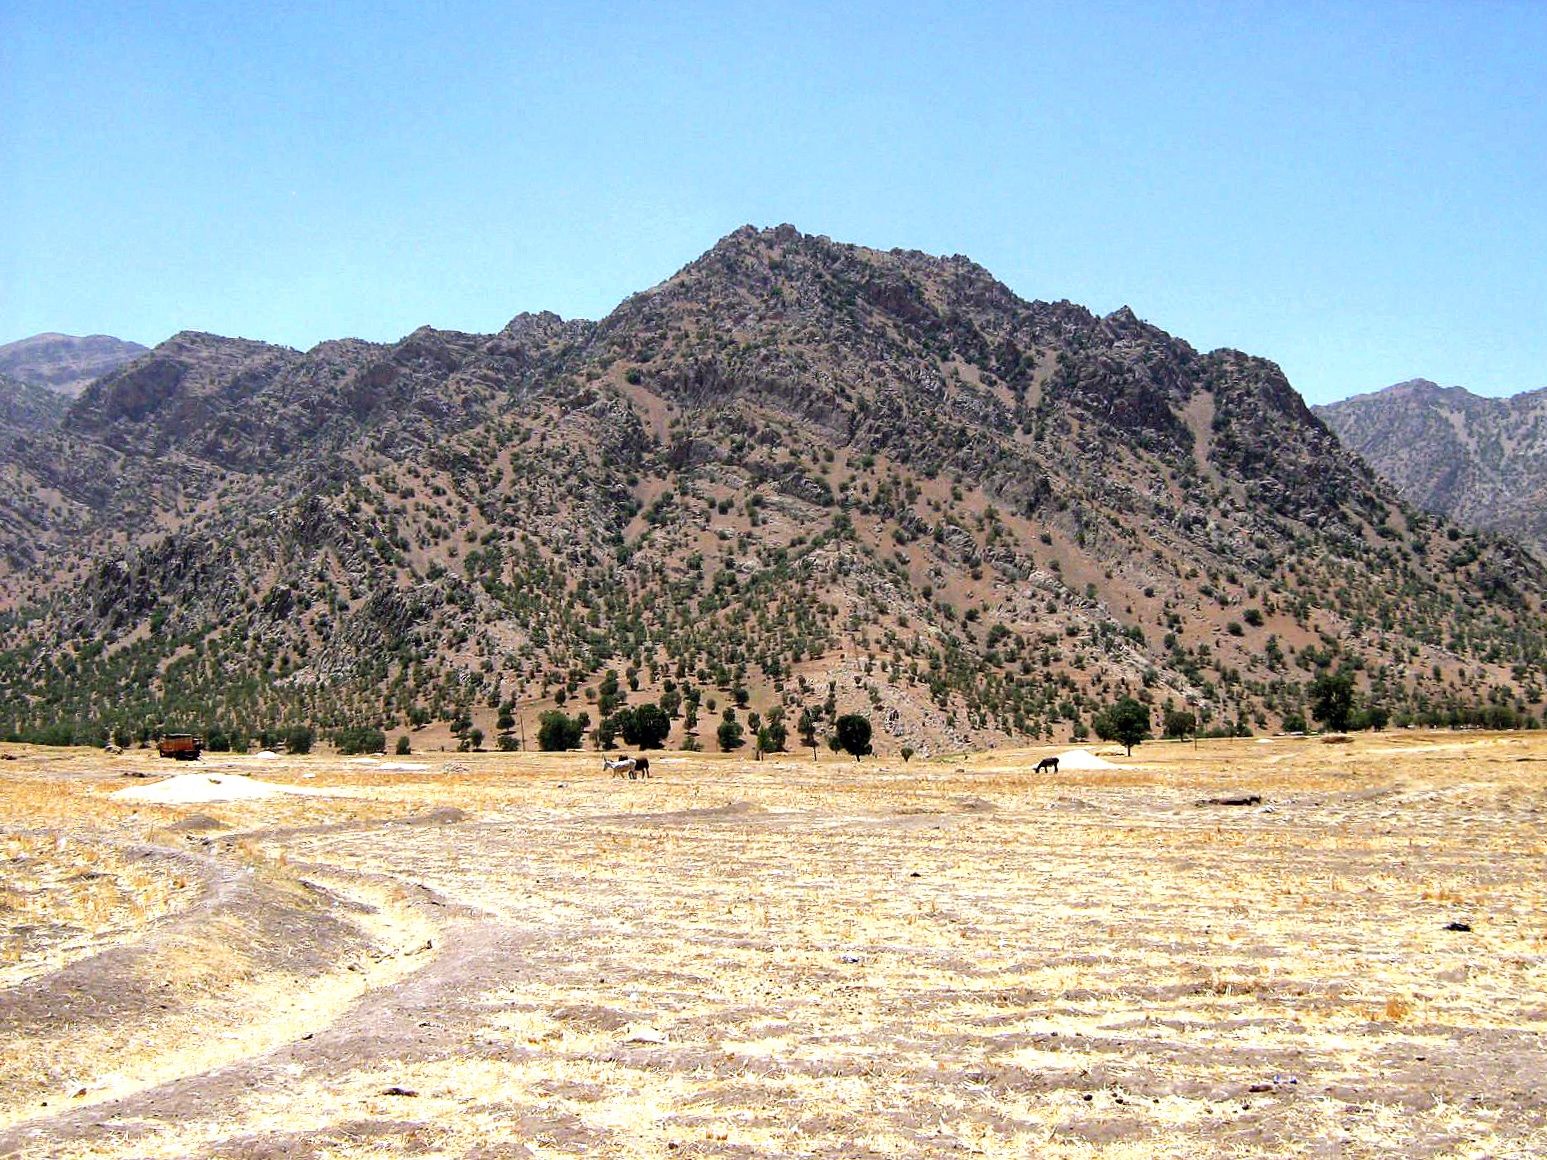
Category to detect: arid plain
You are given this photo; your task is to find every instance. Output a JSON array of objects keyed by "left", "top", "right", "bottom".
[{"left": 4, "top": 732, "right": 1546, "bottom": 1158}]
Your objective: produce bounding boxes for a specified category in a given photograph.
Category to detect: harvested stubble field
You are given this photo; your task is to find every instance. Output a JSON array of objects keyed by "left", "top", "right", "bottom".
[{"left": 3, "top": 733, "right": 1547, "bottom": 1158}]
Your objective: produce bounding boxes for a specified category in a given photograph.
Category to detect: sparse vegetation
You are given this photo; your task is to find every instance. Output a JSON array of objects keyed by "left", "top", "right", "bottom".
[
  {"left": 3, "top": 733, "right": 1545, "bottom": 1157},
  {"left": 0, "top": 227, "right": 1542, "bottom": 758}
]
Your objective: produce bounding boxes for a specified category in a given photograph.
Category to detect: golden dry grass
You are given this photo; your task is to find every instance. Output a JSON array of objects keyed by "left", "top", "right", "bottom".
[{"left": 3, "top": 733, "right": 1547, "bottom": 1156}]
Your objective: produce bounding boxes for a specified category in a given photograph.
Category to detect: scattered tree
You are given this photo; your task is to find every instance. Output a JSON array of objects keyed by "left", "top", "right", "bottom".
[
  {"left": 717, "top": 717, "right": 745, "bottom": 751},
  {"left": 537, "top": 710, "right": 585, "bottom": 751},
  {"left": 762, "top": 706, "right": 788, "bottom": 752},
  {"left": 335, "top": 725, "right": 386, "bottom": 755},
  {"left": 833, "top": 713, "right": 873, "bottom": 761},
  {"left": 595, "top": 714, "right": 620, "bottom": 750},
  {"left": 1310, "top": 670, "right": 1354, "bottom": 733},
  {"left": 799, "top": 707, "right": 819, "bottom": 760},
  {"left": 621, "top": 703, "right": 671, "bottom": 749},
  {"left": 1093, "top": 698, "right": 1149, "bottom": 756}
]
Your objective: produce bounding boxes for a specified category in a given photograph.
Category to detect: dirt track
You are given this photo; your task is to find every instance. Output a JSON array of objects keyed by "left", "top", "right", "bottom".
[{"left": 4, "top": 735, "right": 1547, "bottom": 1157}]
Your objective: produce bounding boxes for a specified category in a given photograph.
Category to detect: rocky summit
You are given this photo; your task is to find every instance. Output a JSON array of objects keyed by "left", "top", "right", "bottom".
[
  {"left": 1, "top": 227, "right": 1543, "bottom": 752},
  {"left": 1317, "top": 379, "right": 1547, "bottom": 560},
  {"left": 0, "top": 333, "right": 149, "bottom": 398}
]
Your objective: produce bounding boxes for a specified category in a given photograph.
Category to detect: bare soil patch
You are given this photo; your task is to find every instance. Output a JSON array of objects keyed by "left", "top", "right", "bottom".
[{"left": 3, "top": 734, "right": 1547, "bottom": 1156}]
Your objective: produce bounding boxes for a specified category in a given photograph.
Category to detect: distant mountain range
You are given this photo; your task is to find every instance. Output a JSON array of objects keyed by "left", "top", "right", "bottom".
[
  {"left": 1, "top": 229, "right": 1542, "bottom": 751},
  {"left": 0, "top": 333, "right": 148, "bottom": 398},
  {"left": 1316, "top": 380, "right": 1547, "bottom": 559}
]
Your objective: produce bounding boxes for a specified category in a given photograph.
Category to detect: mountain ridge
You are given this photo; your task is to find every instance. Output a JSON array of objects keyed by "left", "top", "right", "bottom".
[
  {"left": 1316, "top": 379, "right": 1547, "bottom": 558},
  {"left": 0, "top": 333, "right": 149, "bottom": 397},
  {"left": 2, "top": 226, "right": 1542, "bottom": 751}
]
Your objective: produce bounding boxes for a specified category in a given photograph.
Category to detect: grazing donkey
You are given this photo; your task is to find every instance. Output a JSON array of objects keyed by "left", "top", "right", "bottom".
[
  {"left": 1034, "top": 756, "right": 1060, "bottom": 774},
  {"left": 633, "top": 756, "right": 650, "bottom": 779},
  {"left": 604, "top": 756, "right": 636, "bottom": 778}
]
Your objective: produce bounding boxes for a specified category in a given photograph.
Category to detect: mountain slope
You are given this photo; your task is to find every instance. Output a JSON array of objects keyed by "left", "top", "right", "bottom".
[
  {"left": 0, "top": 373, "right": 69, "bottom": 447},
  {"left": 1317, "top": 379, "right": 1547, "bottom": 558},
  {"left": 0, "top": 333, "right": 149, "bottom": 397},
  {"left": 2, "top": 229, "right": 1543, "bottom": 751}
]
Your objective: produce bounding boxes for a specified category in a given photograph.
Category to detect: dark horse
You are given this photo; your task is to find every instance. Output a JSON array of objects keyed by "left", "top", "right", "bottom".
[
  {"left": 633, "top": 756, "right": 651, "bottom": 778},
  {"left": 1034, "top": 756, "right": 1059, "bottom": 774}
]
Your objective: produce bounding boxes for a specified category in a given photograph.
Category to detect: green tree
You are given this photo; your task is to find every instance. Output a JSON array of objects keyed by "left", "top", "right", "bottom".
[
  {"left": 335, "top": 725, "right": 386, "bottom": 755},
  {"left": 284, "top": 725, "right": 314, "bottom": 755},
  {"left": 762, "top": 706, "right": 788, "bottom": 752},
  {"left": 717, "top": 717, "right": 745, "bottom": 751},
  {"left": 833, "top": 713, "right": 873, "bottom": 761},
  {"left": 798, "top": 707, "right": 819, "bottom": 758},
  {"left": 623, "top": 703, "right": 671, "bottom": 749},
  {"left": 1310, "top": 670, "right": 1354, "bottom": 733},
  {"left": 1162, "top": 709, "right": 1196, "bottom": 741},
  {"left": 537, "top": 710, "right": 584, "bottom": 751},
  {"left": 1093, "top": 698, "right": 1149, "bottom": 755},
  {"left": 395, "top": 734, "right": 412, "bottom": 755},
  {"left": 597, "top": 670, "right": 624, "bottom": 717}
]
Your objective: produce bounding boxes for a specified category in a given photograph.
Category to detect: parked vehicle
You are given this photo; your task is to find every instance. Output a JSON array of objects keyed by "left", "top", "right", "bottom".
[{"left": 157, "top": 734, "right": 203, "bottom": 760}]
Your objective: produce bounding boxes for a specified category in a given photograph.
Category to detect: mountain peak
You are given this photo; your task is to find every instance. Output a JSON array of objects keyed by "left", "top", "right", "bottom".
[
  {"left": 0, "top": 332, "right": 150, "bottom": 397},
  {"left": 2, "top": 228, "right": 1542, "bottom": 752},
  {"left": 1318, "top": 378, "right": 1547, "bottom": 556}
]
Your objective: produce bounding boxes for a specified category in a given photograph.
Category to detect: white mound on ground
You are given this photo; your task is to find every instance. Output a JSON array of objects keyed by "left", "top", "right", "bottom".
[
  {"left": 114, "top": 774, "right": 298, "bottom": 804},
  {"left": 1055, "top": 748, "right": 1119, "bottom": 770}
]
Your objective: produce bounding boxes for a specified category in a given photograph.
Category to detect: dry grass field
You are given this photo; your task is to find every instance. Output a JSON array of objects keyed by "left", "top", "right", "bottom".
[{"left": 3, "top": 732, "right": 1547, "bottom": 1157}]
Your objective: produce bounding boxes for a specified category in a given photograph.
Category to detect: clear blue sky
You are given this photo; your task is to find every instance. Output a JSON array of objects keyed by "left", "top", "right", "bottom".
[{"left": 3, "top": 2, "right": 1544, "bottom": 404}]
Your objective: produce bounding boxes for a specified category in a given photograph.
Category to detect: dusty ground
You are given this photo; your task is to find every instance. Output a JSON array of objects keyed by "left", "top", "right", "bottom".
[{"left": 3, "top": 733, "right": 1547, "bottom": 1158}]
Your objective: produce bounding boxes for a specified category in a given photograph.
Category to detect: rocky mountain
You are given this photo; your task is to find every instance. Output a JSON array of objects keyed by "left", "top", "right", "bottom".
[
  {"left": 2, "top": 227, "right": 1543, "bottom": 753},
  {"left": 0, "top": 333, "right": 149, "bottom": 397},
  {"left": 0, "top": 373, "right": 69, "bottom": 450},
  {"left": 1317, "top": 379, "right": 1547, "bottom": 559}
]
